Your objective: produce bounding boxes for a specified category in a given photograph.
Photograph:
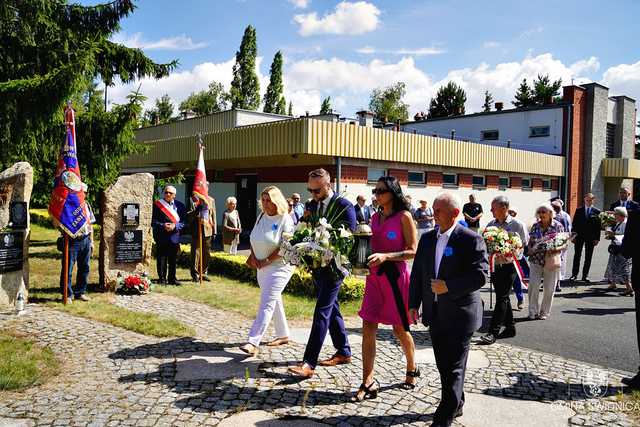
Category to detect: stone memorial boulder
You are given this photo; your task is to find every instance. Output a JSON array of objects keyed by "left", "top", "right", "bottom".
[
  {"left": 0, "top": 162, "right": 33, "bottom": 309},
  {"left": 99, "top": 173, "right": 154, "bottom": 291}
]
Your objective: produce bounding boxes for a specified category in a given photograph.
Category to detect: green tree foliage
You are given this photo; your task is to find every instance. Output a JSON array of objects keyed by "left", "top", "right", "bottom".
[
  {"left": 0, "top": 0, "right": 176, "bottom": 205},
  {"left": 532, "top": 74, "right": 562, "bottom": 105},
  {"left": 155, "top": 94, "right": 174, "bottom": 124},
  {"left": 320, "top": 96, "right": 332, "bottom": 114},
  {"left": 179, "top": 82, "right": 229, "bottom": 117},
  {"left": 482, "top": 90, "right": 494, "bottom": 112},
  {"left": 368, "top": 82, "right": 409, "bottom": 123},
  {"left": 263, "top": 51, "right": 285, "bottom": 114},
  {"left": 427, "top": 82, "right": 467, "bottom": 118},
  {"left": 229, "top": 25, "right": 260, "bottom": 110},
  {"left": 512, "top": 78, "right": 535, "bottom": 108}
]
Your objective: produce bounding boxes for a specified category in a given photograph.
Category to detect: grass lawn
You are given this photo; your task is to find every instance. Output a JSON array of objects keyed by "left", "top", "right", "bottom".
[
  {"left": 28, "top": 224, "right": 195, "bottom": 338},
  {"left": 0, "top": 330, "right": 60, "bottom": 391}
]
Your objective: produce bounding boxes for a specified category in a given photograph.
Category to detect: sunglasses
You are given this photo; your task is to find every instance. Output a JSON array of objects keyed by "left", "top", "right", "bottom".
[
  {"left": 372, "top": 188, "right": 390, "bottom": 195},
  {"left": 164, "top": 191, "right": 175, "bottom": 195},
  {"left": 307, "top": 187, "right": 322, "bottom": 194}
]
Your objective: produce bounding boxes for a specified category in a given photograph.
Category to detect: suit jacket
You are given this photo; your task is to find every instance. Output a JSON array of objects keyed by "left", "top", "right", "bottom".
[
  {"left": 571, "top": 206, "right": 601, "bottom": 242},
  {"left": 188, "top": 197, "right": 216, "bottom": 238},
  {"left": 622, "top": 210, "right": 640, "bottom": 289},
  {"left": 409, "top": 225, "right": 489, "bottom": 336},
  {"left": 610, "top": 200, "right": 640, "bottom": 212},
  {"left": 152, "top": 199, "right": 187, "bottom": 245},
  {"left": 354, "top": 203, "right": 372, "bottom": 224}
]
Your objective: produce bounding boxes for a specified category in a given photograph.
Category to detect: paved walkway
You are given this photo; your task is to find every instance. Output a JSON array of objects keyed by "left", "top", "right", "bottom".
[{"left": 0, "top": 292, "right": 636, "bottom": 426}]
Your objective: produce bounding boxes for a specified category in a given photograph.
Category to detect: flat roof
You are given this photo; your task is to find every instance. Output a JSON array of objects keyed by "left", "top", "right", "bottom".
[{"left": 402, "top": 103, "right": 567, "bottom": 125}]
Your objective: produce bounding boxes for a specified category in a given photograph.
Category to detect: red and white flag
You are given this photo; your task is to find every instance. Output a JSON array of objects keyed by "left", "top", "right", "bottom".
[{"left": 192, "top": 136, "right": 208, "bottom": 204}]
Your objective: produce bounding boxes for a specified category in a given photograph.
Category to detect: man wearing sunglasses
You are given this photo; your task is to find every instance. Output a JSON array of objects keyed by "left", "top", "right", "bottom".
[
  {"left": 289, "top": 168, "right": 357, "bottom": 378},
  {"left": 152, "top": 185, "right": 187, "bottom": 285}
]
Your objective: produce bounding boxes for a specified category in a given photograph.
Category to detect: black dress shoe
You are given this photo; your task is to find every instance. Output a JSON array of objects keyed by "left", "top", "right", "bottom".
[
  {"left": 455, "top": 406, "right": 464, "bottom": 417},
  {"left": 169, "top": 280, "right": 182, "bottom": 286},
  {"left": 480, "top": 333, "right": 497, "bottom": 344},
  {"left": 582, "top": 278, "right": 591, "bottom": 283},
  {"left": 622, "top": 374, "right": 640, "bottom": 386},
  {"left": 498, "top": 327, "right": 516, "bottom": 339},
  {"left": 154, "top": 279, "right": 165, "bottom": 284},
  {"left": 202, "top": 276, "right": 211, "bottom": 282},
  {"left": 569, "top": 275, "right": 577, "bottom": 282}
]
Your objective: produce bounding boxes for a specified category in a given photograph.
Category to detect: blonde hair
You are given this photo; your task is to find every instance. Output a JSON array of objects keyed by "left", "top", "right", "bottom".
[
  {"left": 259, "top": 186, "right": 288, "bottom": 215},
  {"left": 226, "top": 196, "right": 237, "bottom": 205}
]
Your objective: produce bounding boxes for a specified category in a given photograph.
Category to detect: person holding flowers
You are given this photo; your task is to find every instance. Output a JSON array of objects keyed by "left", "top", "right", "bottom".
[
  {"left": 527, "top": 203, "right": 568, "bottom": 320},
  {"left": 352, "top": 176, "right": 418, "bottom": 401},
  {"left": 604, "top": 207, "right": 633, "bottom": 296},
  {"left": 480, "top": 196, "right": 528, "bottom": 345}
]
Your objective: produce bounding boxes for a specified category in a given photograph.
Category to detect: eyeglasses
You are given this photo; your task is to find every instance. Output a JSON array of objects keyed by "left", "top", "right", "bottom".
[
  {"left": 288, "top": 204, "right": 294, "bottom": 207},
  {"left": 164, "top": 191, "right": 175, "bottom": 195},
  {"left": 307, "top": 187, "right": 322, "bottom": 194},
  {"left": 372, "top": 188, "right": 390, "bottom": 195}
]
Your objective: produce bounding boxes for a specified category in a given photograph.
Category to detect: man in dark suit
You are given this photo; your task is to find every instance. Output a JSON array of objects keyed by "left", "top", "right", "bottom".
[
  {"left": 622, "top": 208, "right": 640, "bottom": 390},
  {"left": 570, "top": 193, "right": 601, "bottom": 282},
  {"left": 409, "top": 193, "right": 489, "bottom": 427},
  {"left": 610, "top": 186, "right": 640, "bottom": 212},
  {"left": 152, "top": 185, "right": 187, "bottom": 285},
  {"left": 289, "top": 168, "right": 357, "bottom": 378},
  {"left": 354, "top": 194, "right": 372, "bottom": 224}
]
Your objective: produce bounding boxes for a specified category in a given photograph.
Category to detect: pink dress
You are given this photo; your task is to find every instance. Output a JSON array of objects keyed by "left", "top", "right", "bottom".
[{"left": 358, "top": 212, "right": 411, "bottom": 326}]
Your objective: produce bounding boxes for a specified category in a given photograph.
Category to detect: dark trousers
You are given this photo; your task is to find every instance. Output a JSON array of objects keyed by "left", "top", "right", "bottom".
[
  {"left": 156, "top": 241, "right": 179, "bottom": 283},
  {"left": 430, "top": 327, "right": 472, "bottom": 427},
  {"left": 190, "top": 231, "right": 211, "bottom": 280},
  {"left": 59, "top": 234, "right": 92, "bottom": 298},
  {"left": 572, "top": 236, "right": 595, "bottom": 279},
  {"left": 302, "top": 271, "right": 351, "bottom": 368},
  {"left": 489, "top": 264, "right": 516, "bottom": 334}
]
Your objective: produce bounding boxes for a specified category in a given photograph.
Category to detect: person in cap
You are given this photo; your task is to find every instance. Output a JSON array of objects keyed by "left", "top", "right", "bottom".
[
  {"left": 188, "top": 191, "right": 216, "bottom": 282},
  {"left": 152, "top": 185, "right": 187, "bottom": 285}
]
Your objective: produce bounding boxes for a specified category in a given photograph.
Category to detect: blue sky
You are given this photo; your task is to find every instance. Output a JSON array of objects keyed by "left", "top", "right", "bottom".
[{"left": 103, "top": 0, "right": 640, "bottom": 117}]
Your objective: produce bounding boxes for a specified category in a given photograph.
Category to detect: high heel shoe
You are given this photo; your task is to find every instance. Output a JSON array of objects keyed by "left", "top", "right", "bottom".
[
  {"left": 351, "top": 379, "right": 379, "bottom": 402},
  {"left": 403, "top": 367, "right": 421, "bottom": 389}
]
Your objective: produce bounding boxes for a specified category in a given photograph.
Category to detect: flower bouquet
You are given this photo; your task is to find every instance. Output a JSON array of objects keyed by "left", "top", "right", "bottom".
[
  {"left": 482, "top": 226, "right": 524, "bottom": 260},
  {"left": 537, "top": 232, "right": 571, "bottom": 252},
  {"left": 599, "top": 211, "right": 616, "bottom": 230},
  {"left": 280, "top": 197, "right": 354, "bottom": 279},
  {"left": 116, "top": 272, "right": 152, "bottom": 295}
]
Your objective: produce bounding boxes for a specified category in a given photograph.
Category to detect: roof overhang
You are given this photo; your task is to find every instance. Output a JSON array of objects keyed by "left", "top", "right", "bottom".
[{"left": 602, "top": 158, "right": 640, "bottom": 179}]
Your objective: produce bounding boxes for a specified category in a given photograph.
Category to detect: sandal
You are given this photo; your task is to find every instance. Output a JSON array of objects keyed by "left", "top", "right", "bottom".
[
  {"left": 351, "top": 379, "right": 379, "bottom": 402},
  {"left": 621, "top": 290, "right": 635, "bottom": 297},
  {"left": 607, "top": 284, "right": 617, "bottom": 290},
  {"left": 403, "top": 367, "right": 421, "bottom": 389},
  {"left": 238, "top": 343, "right": 259, "bottom": 356}
]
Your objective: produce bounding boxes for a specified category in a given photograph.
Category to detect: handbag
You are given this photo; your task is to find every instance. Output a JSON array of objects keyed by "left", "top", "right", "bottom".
[
  {"left": 608, "top": 243, "right": 622, "bottom": 255},
  {"left": 543, "top": 251, "right": 561, "bottom": 271}
]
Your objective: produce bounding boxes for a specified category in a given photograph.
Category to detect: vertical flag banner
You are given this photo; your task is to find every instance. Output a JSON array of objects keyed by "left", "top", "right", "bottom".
[
  {"left": 192, "top": 133, "right": 209, "bottom": 203},
  {"left": 48, "top": 102, "right": 89, "bottom": 237}
]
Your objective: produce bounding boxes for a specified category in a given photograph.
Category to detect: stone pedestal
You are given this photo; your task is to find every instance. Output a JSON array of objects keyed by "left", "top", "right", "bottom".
[
  {"left": 0, "top": 162, "right": 33, "bottom": 309},
  {"left": 99, "top": 173, "right": 154, "bottom": 291}
]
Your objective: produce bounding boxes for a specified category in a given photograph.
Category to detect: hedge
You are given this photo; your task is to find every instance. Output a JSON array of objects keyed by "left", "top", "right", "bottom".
[{"left": 177, "top": 247, "right": 365, "bottom": 302}]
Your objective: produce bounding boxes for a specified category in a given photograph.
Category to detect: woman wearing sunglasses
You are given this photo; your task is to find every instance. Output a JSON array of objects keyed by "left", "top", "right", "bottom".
[{"left": 353, "top": 176, "right": 418, "bottom": 401}]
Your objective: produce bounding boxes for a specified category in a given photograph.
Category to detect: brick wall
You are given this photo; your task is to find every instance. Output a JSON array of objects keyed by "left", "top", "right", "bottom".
[
  {"left": 510, "top": 176, "right": 522, "bottom": 189},
  {"left": 459, "top": 174, "right": 472, "bottom": 188},
  {"left": 388, "top": 169, "right": 408, "bottom": 184},
  {"left": 341, "top": 165, "right": 367, "bottom": 183},
  {"left": 427, "top": 171, "right": 443, "bottom": 186},
  {"left": 486, "top": 175, "right": 499, "bottom": 189},
  {"left": 532, "top": 178, "right": 543, "bottom": 191},
  {"left": 563, "top": 85, "right": 587, "bottom": 216}
]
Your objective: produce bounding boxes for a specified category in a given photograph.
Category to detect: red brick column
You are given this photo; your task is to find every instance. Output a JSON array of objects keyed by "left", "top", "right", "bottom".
[
  {"left": 510, "top": 176, "right": 522, "bottom": 189},
  {"left": 388, "top": 169, "right": 408, "bottom": 185},
  {"left": 486, "top": 175, "right": 499, "bottom": 189},
  {"left": 532, "top": 178, "right": 543, "bottom": 191},
  {"left": 459, "top": 174, "right": 472, "bottom": 188},
  {"left": 563, "top": 85, "right": 587, "bottom": 216},
  {"left": 427, "top": 172, "right": 443, "bottom": 187}
]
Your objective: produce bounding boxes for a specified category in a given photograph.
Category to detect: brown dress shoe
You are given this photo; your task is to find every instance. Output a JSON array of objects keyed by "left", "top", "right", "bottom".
[
  {"left": 266, "top": 337, "right": 290, "bottom": 347},
  {"left": 288, "top": 364, "right": 314, "bottom": 378},
  {"left": 319, "top": 353, "right": 352, "bottom": 367}
]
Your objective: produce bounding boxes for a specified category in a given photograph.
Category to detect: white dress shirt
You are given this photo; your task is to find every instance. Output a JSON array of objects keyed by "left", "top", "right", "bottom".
[
  {"left": 318, "top": 189, "right": 335, "bottom": 216},
  {"left": 434, "top": 223, "right": 457, "bottom": 301}
]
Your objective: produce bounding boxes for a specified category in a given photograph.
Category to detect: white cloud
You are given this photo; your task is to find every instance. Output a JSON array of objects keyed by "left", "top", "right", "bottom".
[
  {"left": 288, "top": 0, "right": 310, "bottom": 9},
  {"left": 603, "top": 60, "right": 640, "bottom": 102},
  {"left": 111, "top": 32, "right": 208, "bottom": 50},
  {"left": 519, "top": 26, "right": 544, "bottom": 38},
  {"left": 356, "top": 46, "right": 445, "bottom": 56},
  {"left": 483, "top": 41, "right": 500, "bottom": 49},
  {"left": 294, "top": 1, "right": 380, "bottom": 36}
]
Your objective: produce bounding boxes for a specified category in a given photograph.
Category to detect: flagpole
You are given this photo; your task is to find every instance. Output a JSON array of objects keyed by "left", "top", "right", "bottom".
[
  {"left": 63, "top": 235, "right": 69, "bottom": 305},
  {"left": 199, "top": 220, "right": 203, "bottom": 286}
]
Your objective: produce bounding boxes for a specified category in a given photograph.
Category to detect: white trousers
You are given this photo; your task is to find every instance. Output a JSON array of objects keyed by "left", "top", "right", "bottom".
[
  {"left": 248, "top": 262, "right": 294, "bottom": 347},
  {"left": 528, "top": 263, "right": 561, "bottom": 318},
  {"left": 559, "top": 249, "right": 568, "bottom": 281},
  {"left": 224, "top": 243, "right": 238, "bottom": 255}
]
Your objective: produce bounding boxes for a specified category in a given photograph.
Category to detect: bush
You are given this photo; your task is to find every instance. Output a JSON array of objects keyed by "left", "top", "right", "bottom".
[
  {"left": 177, "top": 248, "right": 365, "bottom": 302},
  {"left": 30, "top": 209, "right": 54, "bottom": 228}
]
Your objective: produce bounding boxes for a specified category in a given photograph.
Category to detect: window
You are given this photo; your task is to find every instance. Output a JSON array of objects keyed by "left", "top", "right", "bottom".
[
  {"left": 542, "top": 179, "right": 551, "bottom": 190},
  {"left": 521, "top": 178, "right": 532, "bottom": 189},
  {"left": 367, "top": 168, "right": 386, "bottom": 183},
  {"left": 481, "top": 130, "right": 499, "bottom": 140},
  {"left": 443, "top": 173, "right": 458, "bottom": 187},
  {"left": 214, "top": 170, "right": 224, "bottom": 181},
  {"left": 472, "top": 175, "right": 486, "bottom": 188},
  {"left": 498, "top": 177, "right": 510, "bottom": 189},
  {"left": 529, "top": 126, "right": 550, "bottom": 138},
  {"left": 408, "top": 171, "right": 425, "bottom": 185}
]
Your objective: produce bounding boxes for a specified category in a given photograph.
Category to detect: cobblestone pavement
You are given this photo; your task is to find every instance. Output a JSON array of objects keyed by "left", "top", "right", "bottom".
[{"left": 0, "top": 292, "right": 636, "bottom": 426}]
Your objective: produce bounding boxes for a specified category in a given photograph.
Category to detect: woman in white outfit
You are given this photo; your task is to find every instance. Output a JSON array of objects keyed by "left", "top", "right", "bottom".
[
  {"left": 239, "top": 186, "right": 295, "bottom": 356},
  {"left": 527, "top": 203, "right": 565, "bottom": 320}
]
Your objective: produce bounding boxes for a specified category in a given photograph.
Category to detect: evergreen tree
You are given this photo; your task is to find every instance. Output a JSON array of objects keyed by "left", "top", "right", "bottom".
[
  {"left": 179, "top": 82, "right": 228, "bottom": 116},
  {"left": 533, "top": 74, "right": 562, "bottom": 105},
  {"left": 276, "top": 96, "right": 287, "bottom": 115},
  {"left": 512, "top": 78, "right": 535, "bottom": 108},
  {"left": 320, "top": 96, "right": 332, "bottom": 114},
  {"left": 229, "top": 25, "right": 260, "bottom": 110},
  {"left": 427, "top": 82, "right": 467, "bottom": 118},
  {"left": 0, "top": 0, "right": 175, "bottom": 204},
  {"left": 288, "top": 101, "right": 293, "bottom": 116},
  {"left": 369, "top": 82, "right": 409, "bottom": 123},
  {"left": 155, "top": 94, "right": 174, "bottom": 124},
  {"left": 263, "top": 51, "right": 284, "bottom": 113},
  {"left": 482, "top": 90, "right": 494, "bottom": 112}
]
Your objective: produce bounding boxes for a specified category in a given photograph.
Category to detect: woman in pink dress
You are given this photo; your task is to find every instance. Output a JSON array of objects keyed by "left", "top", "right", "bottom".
[{"left": 353, "top": 176, "right": 418, "bottom": 401}]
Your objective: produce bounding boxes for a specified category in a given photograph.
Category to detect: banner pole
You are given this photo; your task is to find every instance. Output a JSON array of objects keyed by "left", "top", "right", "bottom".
[
  {"left": 199, "top": 220, "right": 203, "bottom": 286},
  {"left": 63, "top": 234, "right": 69, "bottom": 305}
]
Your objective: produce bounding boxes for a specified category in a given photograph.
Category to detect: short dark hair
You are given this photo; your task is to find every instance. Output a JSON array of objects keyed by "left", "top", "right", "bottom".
[{"left": 308, "top": 168, "right": 330, "bottom": 181}]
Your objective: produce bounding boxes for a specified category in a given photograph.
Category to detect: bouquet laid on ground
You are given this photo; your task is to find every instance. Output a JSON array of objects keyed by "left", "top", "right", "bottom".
[
  {"left": 116, "top": 272, "right": 152, "bottom": 295},
  {"left": 482, "top": 226, "right": 524, "bottom": 259},
  {"left": 599, "top": 211, "right": 616, "bottom": 230},
  {"left": 279, "top": 197, "right": 354, "bottom": 279}
]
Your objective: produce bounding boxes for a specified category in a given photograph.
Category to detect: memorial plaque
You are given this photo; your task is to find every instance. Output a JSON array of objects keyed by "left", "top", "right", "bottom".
[
  {"left": 0, "top": 231, "right": 24, "bottom": 273},
  {"left": 121, "top": 203, "right": 140, "bottom": 227},
  {"left": 114, "top": 230, "right": 143, "bottom": 263},
  {"left": 9, "top": 202, "right": 28, "bottom": 229}
]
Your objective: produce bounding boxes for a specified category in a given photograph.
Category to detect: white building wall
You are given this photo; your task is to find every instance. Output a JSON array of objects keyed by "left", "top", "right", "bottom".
[
  {"left": 607, "top": 98, "right": 617, "bottom": 124},
  {"left": 402, "top": 108, "right": 564, "bottom": 155},
  {"left": 235, "top": 110, "right": 291, "bottom": 127}
]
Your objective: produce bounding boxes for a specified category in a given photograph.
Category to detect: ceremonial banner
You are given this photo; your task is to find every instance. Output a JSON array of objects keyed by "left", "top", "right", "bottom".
[{"left": 192, "top": 136, "right": 209, "bottom": 203}]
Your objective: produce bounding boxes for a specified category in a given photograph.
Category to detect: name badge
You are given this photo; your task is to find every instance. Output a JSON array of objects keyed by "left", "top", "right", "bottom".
[
  {"left": 387, "top": 231, "right": 397, "bottom": 240},
  {"left": 444, "top": 246, "right": 454, "bottom": 257}
]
